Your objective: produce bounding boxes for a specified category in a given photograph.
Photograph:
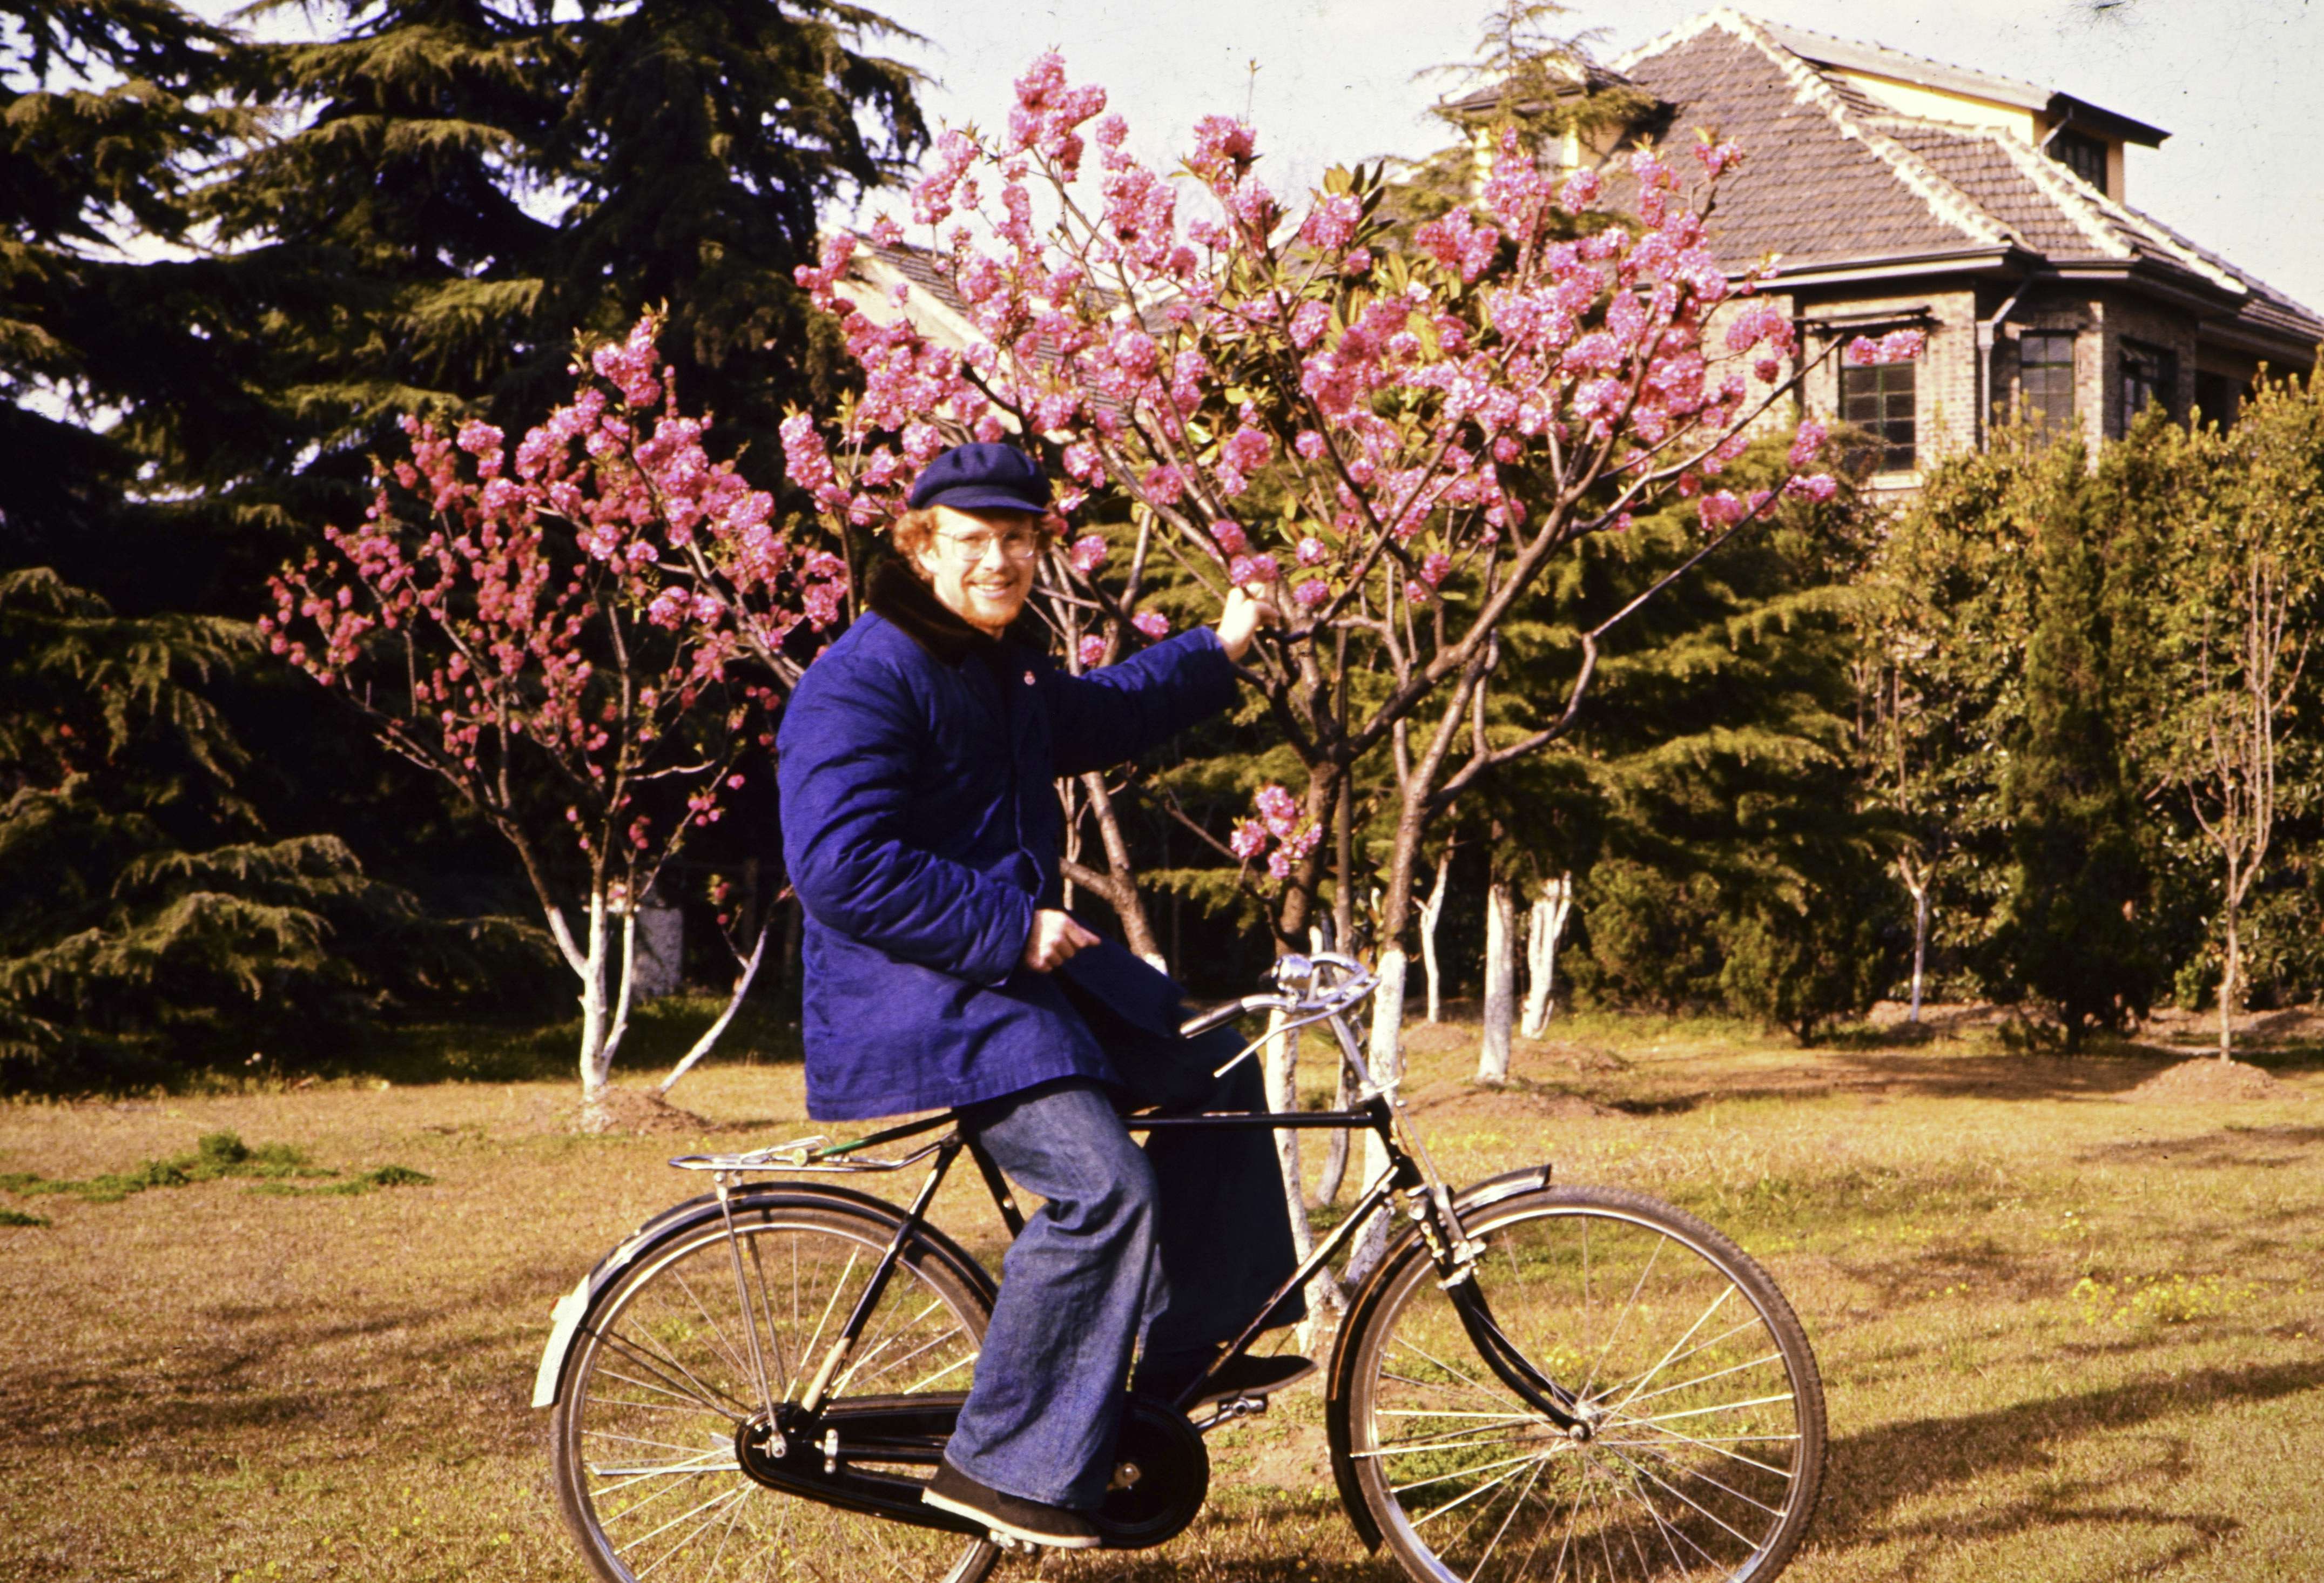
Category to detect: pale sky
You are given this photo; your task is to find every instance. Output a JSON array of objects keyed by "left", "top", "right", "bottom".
[
  {"left": 159, "top": 1, "right": 2324, "bottom": 315},
  {"left": 866, "top": 0, "right": 2324, "bottom": 314}
]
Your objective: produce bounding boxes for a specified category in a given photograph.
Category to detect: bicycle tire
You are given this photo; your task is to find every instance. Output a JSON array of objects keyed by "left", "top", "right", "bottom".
[
  {"left": 550, "top": 1197, "right": 1000, "bottom": 1583},
  {"left": 1336, "top": 1184, "right": 1826, "bottom": 1583}
]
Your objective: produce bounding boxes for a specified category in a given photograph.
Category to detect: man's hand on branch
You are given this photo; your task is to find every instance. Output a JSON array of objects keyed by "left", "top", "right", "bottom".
[
  {"left": 1216, "top": 584, "right": 1283, "bottom": 663},
  {"left": 1021, "top": 908, "right": 1100, "bottom": 972}
]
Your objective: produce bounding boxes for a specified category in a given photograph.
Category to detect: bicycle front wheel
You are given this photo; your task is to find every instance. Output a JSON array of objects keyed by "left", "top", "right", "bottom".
[
  {"left": 1340, "top": 1184, "right": 1825, "bottom": 1583},
  {"left": 550, "top": 1197, "right": 998, "bottom": 1583}
]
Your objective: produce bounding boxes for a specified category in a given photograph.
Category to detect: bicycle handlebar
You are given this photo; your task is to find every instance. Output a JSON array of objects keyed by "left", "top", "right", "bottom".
[{"left": 1175, "top": 951, "right": 1379, "bottom": 1040}]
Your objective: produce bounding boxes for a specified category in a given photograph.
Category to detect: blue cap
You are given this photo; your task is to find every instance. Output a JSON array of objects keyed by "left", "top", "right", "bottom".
[{"left": 906, "top": 442, "right": 1051, "bottom": 514}]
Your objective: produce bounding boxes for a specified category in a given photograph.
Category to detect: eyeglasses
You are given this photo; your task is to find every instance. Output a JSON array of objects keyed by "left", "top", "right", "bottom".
[{"left": 934, "top": 529, "right": 1043, "bottom": 563}]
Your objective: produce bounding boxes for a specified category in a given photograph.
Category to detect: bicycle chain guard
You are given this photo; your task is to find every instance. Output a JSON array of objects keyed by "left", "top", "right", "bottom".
[{"left": 733, "top": 1391, "right": 1209, "bottom": 1552}]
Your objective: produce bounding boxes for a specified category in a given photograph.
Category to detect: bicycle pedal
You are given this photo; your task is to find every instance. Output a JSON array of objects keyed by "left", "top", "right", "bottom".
[{"left": 1193, "top": 1391, "right": 1270, "bottom": 1430}]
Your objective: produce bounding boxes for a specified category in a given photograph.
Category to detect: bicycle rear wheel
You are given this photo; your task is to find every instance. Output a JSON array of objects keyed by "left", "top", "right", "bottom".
[
  {"left": 1338, "top": 1184, "right": 1825, "bottom": 1583},
  {"left": 550, "top": 1197, "right": 998, "bottom": 1583}
]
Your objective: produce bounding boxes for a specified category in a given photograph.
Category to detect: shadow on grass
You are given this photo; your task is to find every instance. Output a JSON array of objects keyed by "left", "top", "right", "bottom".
[
  {"left": 0, "top": 1252, "right": 582, "bottom": 1451},
  {"left": 2084, "top": 1124, "right": 2324, "bottom": 1170},
  {"left": 1813, "top": 1357, "right": 2324, "bottom": 1553},
  {"left": 343, "top": 994, "right": 806, "bottom": 1087},
  {"left": 1572, "top": 1050, "right": 2200, "bottom": 1117}
]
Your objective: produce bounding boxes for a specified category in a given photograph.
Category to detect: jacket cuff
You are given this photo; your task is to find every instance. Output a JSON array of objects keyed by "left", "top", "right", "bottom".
[
  {"left": 1174, "top": 624, "right": 1241, "bottom": 712},
  {"left": 966, "top": 886, "right": 1038, "bottom": 987}
]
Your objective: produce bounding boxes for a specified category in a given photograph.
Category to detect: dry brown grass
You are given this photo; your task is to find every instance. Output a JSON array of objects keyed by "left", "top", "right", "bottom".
[{"left": 2, "top": 1007, "right": 2319, "bottom": 1582}]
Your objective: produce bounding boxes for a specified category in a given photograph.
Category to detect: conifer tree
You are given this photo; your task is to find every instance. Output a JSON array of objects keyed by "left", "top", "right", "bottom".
[
  {"left": 0, "top": 569, "right": 451, "bottom": 1088},
  {"left": 207, "top": 0, "right": 927, "bottom": 536},
  {"left": 1986, "top": 450, "right": 2157, "bottom": 1046},
  {"left": 1551, "top": 435, "right": 1894, "bottom": 1039},
  {"left": 1, "top": 0, "right": 258, "bottom": 605}
]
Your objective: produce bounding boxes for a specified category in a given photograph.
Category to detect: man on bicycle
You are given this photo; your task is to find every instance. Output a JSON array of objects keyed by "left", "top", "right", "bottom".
[{"left": 776, "top": 442, "right": 1310, "bottom": 1550}]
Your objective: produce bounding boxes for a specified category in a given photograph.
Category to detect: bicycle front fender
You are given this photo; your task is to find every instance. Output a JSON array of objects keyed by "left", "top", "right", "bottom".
[{"left": 529, "top": 1180, "right": 998, "bottom": 1410}]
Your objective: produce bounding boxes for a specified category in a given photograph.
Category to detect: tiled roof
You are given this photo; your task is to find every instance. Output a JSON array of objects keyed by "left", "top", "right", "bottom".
[
  {"left": 1613, "top": 10, "right": 2323, "bottom": 351},
  {"left": 1614, "top": 16, "right": 2005, "bottom": 268}
]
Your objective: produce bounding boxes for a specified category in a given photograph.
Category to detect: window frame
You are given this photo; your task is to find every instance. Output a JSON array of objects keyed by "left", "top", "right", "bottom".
[
  {"left": 1840, "top": 355, "right": 1919, "bottom": 475},
  {"left": 2048, "top": 130, "right": 2109, "bottom": 192},
  {"left": 2018, "top": 331, "right": 2076, "bottom": 437},
  {"left": 2119, "top": 339, "right": 2180, "bottom": 430}
]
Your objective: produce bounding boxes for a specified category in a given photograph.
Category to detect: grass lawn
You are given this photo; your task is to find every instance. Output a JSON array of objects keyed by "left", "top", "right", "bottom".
[{"left": 1, "top": 1006, "right": 2318, "bottom": 1581}]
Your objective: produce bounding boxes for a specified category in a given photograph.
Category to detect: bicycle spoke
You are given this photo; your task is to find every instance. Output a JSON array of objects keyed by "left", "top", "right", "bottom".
[
  {"left": 834, "top": 1293, "right": 945, "bottom": 1394},
  {"left": 1391, "top": 1445, "right": 1558, "bottom": 1498},
  {"left": 1592, "top": 1316, "right": 1767, "bottom": 1404},
  {"left": 846, "top": 1321, "right": 967, "bottom": 1393},
  {"left": 594, "top": 1359, "right": 740, "bottom": 1419},
  {"left": 597, "top": 1325, "right": 756, "bottom": 1419},
  {"left": 667, "top": 1266, "right": 756, "bottom": 1385},
  {"left": 1595, "top": 1418, "right": 1798, "bottom": 1481},
  {"left": 631, "top": 1483, "right": 753, "bottom": 1581},
  {"left": 1600, "top": 1445, "right": 1761, "bottom": 1551},
  {"left": 1603, "top": 1285, "right": 1736, "bottom": 1422},
  {"left": 746, "top": 1232, "right": 792, "bottom": 1397},
  {"left": 1607, "top": 1390, "right": 1795, "bottom": 1430},
  {"left": 1577, "top": 1229, "right": 1665, "bottom": 1404},
  {"left": 901, "top": 1350, "right": 977, "bottom": 1394},
  {"left": 700, "top": 1483, "right": 755, "bottom": 1576},
  {"left": 590, "top": 1454, "right": 740, "bottom": 1496},
  {"left": 1464, "top": 1454, "right": 1548, "bottom": 1582},
  {"left": 1411, "top": 1457, "right": 1537, "bottom": 1531},
  {"left": 796, "top": 1246, "right": 861, "bottom": 1395},
  {"left": 1387, "top": 1333, "right": 1526, "bottom": 1410}
]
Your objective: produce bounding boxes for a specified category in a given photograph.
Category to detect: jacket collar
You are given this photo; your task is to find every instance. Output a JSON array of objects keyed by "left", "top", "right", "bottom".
[{"left": 867, "top": 558, "right": 1047, "bottom": 666}]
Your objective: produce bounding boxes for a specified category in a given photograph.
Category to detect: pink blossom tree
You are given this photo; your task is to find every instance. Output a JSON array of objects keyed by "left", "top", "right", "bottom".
[
  {"left": 266, "top": 314, "right": 847, "bottom": 1117},
  {"left": 786, "top": 51, "right": 1917, "bottom": 1106}
]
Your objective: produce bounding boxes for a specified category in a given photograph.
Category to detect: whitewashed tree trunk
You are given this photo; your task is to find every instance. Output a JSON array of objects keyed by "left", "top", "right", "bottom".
[
  {"left": 1418, "top": 850, "right": 1451, "bottom": 1023},
  {"left": 1261, "top": 1009, "right": 1339, "bottom": 1337},
  {"left": 1346, "top": 946, "right": 1408, "bottom": 1289},
  {"left": 1896, "top": 853, "right": 1931, "bottom": 1023},
  {"left": 2219, "top": 867, "right": 2242, "bottom": 1060},
  {"left": 658, "top": 919, "right": 773, "bottom": 1095},
  {"left": 1478, "top": 882, "right": 1516, "bottom": 1083},
  {"left": 577, "top": 889, "right": 612, "bottom": 1103},
  {"left": 1521, "top": 873, "right": 1573, "bottom": 1040}
]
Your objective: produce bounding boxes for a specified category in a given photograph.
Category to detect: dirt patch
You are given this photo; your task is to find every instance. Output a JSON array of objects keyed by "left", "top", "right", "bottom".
[
  {"left": 576, "top": 1086, "right": 729, "bottom": 1135},
  {"left": 1409, "top": 1080, "right": 1621, "bottom": 1122},
  {"left": 2121, "top": 1059, "right": 2306, "bottom": 1104},
  {"left": 1531, "top": 1040, "right": 1631, "bottom": 1074}
]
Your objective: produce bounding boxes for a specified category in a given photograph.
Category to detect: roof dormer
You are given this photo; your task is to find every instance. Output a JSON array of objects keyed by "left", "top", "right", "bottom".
[{"left": 1757, "top": 18, "right": 2166, "bottom": 203}]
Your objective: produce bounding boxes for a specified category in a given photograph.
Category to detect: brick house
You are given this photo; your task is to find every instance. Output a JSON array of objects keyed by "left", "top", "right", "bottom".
[{"left": 1472, "top": 9, "right": 2323, "bottom": 489}]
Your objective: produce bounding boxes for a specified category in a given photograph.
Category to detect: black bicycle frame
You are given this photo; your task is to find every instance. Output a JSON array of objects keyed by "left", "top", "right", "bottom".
[{"left": 753, "top": 1086, "right": 1584, "bottom": 1434}]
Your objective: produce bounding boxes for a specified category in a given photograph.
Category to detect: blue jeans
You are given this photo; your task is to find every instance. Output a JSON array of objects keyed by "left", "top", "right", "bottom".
[{"left": 942, "top": 1049, "right": 1299, "bottom": 1510}]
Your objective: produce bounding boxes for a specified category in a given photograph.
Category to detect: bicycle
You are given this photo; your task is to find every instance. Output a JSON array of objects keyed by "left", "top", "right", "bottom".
[{"left": 534, "top": 951, "right": 1828, "bottom": 1582}]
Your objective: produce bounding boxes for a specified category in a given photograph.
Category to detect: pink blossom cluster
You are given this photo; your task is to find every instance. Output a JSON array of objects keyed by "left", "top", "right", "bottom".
[
  {"left": 1230, "top": 783, "right": 1324, "bottom": 881},
  {"left": 771, "top": 52, "right": 1855, "bottom": 895},
  {"left": 1847, "top": 329, "right": 1925, "bottom": 365},
  {"left": 265, "top": 313, "right": 841, "bottom": 862}
]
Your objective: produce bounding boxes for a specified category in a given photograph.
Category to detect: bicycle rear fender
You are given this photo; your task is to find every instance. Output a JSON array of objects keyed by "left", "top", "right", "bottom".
[
  {"left": 530, "top": 1180, "right": 999, "bottom": 1410},
  {"left": 1322, "top": 1163, "right": 1552, "bottom": 1550}
]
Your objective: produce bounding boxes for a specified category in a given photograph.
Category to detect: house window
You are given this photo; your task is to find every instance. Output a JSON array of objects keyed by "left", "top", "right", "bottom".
[
  {"left": 1841, "top": 357, "right": 1918, "bottom": 473},
  {"left": 2049, "top": 130, "right": 2108, "bottom": 192},
  {"left": 2020, "top": 332, "right": 2075, "bottom": 436},
  {"left": 2120, "top": 341, "right": 2179, "bottom": 428},
  {"left": 2194, "top": 370, "right": 2240, "bottom": 428}
]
